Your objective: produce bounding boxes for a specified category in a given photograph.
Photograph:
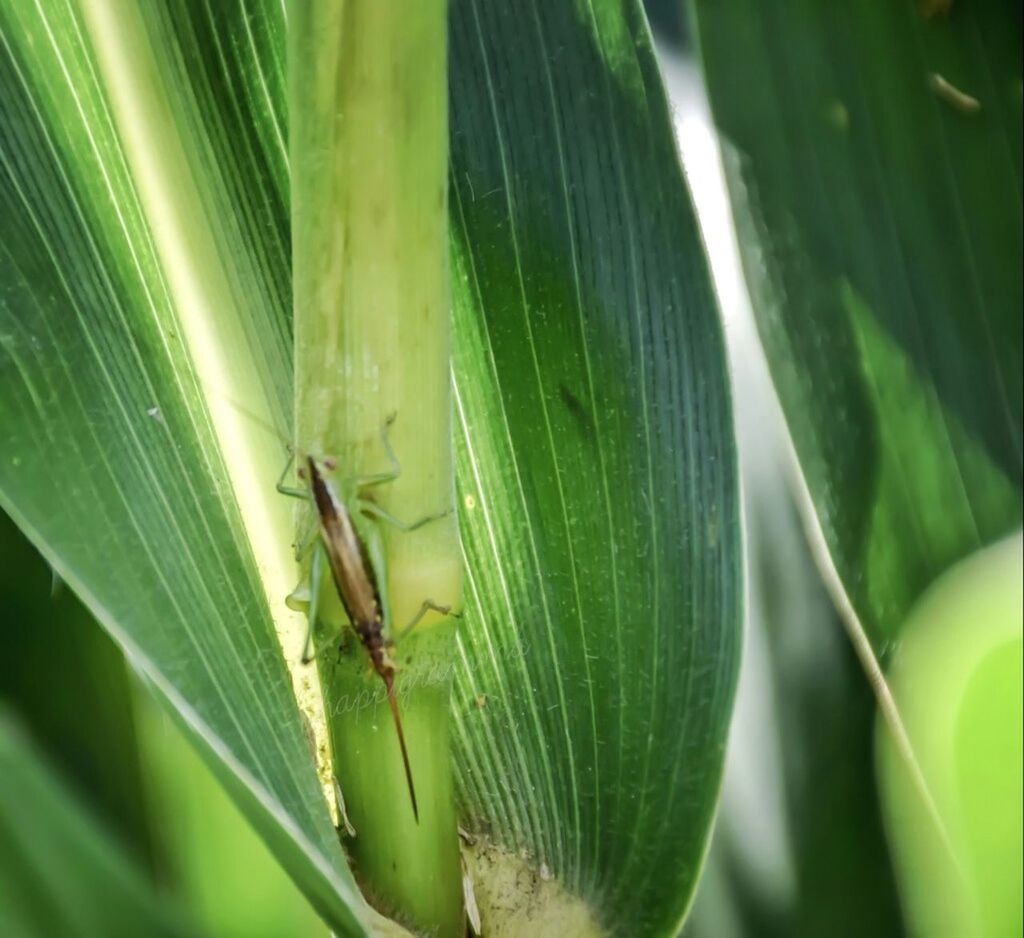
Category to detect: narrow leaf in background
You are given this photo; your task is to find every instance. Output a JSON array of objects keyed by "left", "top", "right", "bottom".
[
  {"left": 661, "top": 54, "right": 905, "bottom": 933},
  {"left": 684, "top": 490, "right": 906, "bottom": 938},
  {"left": 692, "top": 3, "right": 1022, "bottom": 933},
  {"left": 0, "top": 711, "right": 192, "bottom": 938},
  {"left": 139, "top": 691, "right": 331, "bottom": 938},
  {"left": 0, "top": 511, "right": 158, "bottom": 880},
  {"left": 695, "top": 0, "right": 1023, "bottom": 651}
]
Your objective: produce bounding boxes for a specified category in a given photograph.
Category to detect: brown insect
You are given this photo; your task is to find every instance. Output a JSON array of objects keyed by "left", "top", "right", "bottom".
[
  {"left": 279, "top": 415, "right": 452, "bottom": 825},
  {"left": 305, "top": 456, "right": 419, "bottom": 822}
]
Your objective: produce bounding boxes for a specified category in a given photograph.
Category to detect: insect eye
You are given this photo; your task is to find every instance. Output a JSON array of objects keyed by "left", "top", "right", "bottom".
[
  {"left": 297, "top": 466, "right": 307, "bottom": 480},
  {"left": 323, "top": 457, "right": 337, "bottom": 472}
]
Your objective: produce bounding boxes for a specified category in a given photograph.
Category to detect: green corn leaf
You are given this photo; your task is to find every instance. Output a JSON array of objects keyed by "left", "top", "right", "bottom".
[
  {"left": 448, "top": 2, "right": 740, "bottom": 932},
  {"left": 695, "top": 0, "right": 1022, "bottom": 652},
  {"left": 0, "top": 511, "right": 159, "bottom": 878},
  {"left": 0, "top": 2, "right": 368, "bottom": 933},
  {"left": 0, "top": 0, "right": 741, "bottom": 934},
  {"left": 0, "top": 711, "right": 194, "bottom": 938}
]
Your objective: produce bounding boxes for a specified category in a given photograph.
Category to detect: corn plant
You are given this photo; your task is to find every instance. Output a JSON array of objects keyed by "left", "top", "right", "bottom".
[{"left": 0, "top": 1, "right": 1019, "bottom": 936}]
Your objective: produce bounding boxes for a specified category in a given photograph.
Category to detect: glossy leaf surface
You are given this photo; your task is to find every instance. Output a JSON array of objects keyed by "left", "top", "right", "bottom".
[
  {"left": 0, "top": 2, "right": 741, "bottom": 934},
  {"left": 448, "top": 2, "right": 741, "bottom": 932},
  {"left": 0, "top": 2, "right": 367, "bottom": 932}
]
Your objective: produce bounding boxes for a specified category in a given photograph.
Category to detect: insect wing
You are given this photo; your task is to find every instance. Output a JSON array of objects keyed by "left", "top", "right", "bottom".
[{"left": 307, "top": 458, "right": 379, "bottom": 624}]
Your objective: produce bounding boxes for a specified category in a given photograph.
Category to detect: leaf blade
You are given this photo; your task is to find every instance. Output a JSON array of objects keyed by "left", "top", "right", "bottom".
[
  {"left": 0, "top": 2, "right": 364, "bottom": 932},
  {"left": 448, "top": 1, "right": 742, "bottom": 932}
]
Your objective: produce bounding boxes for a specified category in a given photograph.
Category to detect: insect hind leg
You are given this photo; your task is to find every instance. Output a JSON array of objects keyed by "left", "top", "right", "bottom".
[
  {"left": 358, "top": 500, "right": 451, "bottom": 532},
  {"left": 291, "top": 517, "right": 321, "bottom": 562},
  {"left": 299, "top": 546, "right": 344, "bottom": 663},
  {"left": 393, "top": 599, "right": 456, "bottom": 642},
  {"left": 352, "top": 414, "right": 452, "bottom": 532},
  {"left": 348, "top": 412, "right": 402, "bottom": 491},
  {"left": 299, "top": 545, "right": 324, "bottom": 663},
  {"left": 274, "top": 453, "right": 343, "bottom": 663}
]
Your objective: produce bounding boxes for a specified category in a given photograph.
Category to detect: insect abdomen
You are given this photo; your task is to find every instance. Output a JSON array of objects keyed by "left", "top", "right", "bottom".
[{"left": 355, "top": 617, "right": 391, "bottom": 676}]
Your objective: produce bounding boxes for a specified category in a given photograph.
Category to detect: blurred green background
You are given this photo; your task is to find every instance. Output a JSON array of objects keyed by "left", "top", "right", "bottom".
[{"left": 0, "top": 510, "right": 326, "bottom": 938}]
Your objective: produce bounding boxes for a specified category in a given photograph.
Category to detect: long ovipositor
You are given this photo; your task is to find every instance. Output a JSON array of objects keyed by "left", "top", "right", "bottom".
[{"left": 305, "top": 456, "right": 419, "bottom": 823}]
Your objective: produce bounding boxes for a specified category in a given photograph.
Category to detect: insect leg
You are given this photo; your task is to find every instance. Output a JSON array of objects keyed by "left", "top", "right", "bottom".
[
  {"left": 358, "top": 500, "right": 451, "bottom": 532},
  {"left": 347, "top": 412, "right": 402, "bottom": 490},
  {"left": 291, "top": 518, "right": 321, "bottom": 561},
  {"left": 275, "top": 449, "right": 308, "bottom": 500},
  {"left": 298, "top": 546, "right": 346, "bottom": 663},
  {"left": 394, "top": 599, "right": 455, "bottom": 641},
  {"left": 274, "top": 451, "right": 322, "bottom": 559},
  {"left": 300, "top": 545, "right": 325, "bottom": 664},
  {"left": 274, "top": 454, "right": 344, "bottom": 662}
]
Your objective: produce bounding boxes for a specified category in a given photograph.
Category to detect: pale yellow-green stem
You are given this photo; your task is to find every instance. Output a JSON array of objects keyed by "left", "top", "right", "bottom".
[{"left": 290, "top": 2, "right": 463, "bottom": 935}]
